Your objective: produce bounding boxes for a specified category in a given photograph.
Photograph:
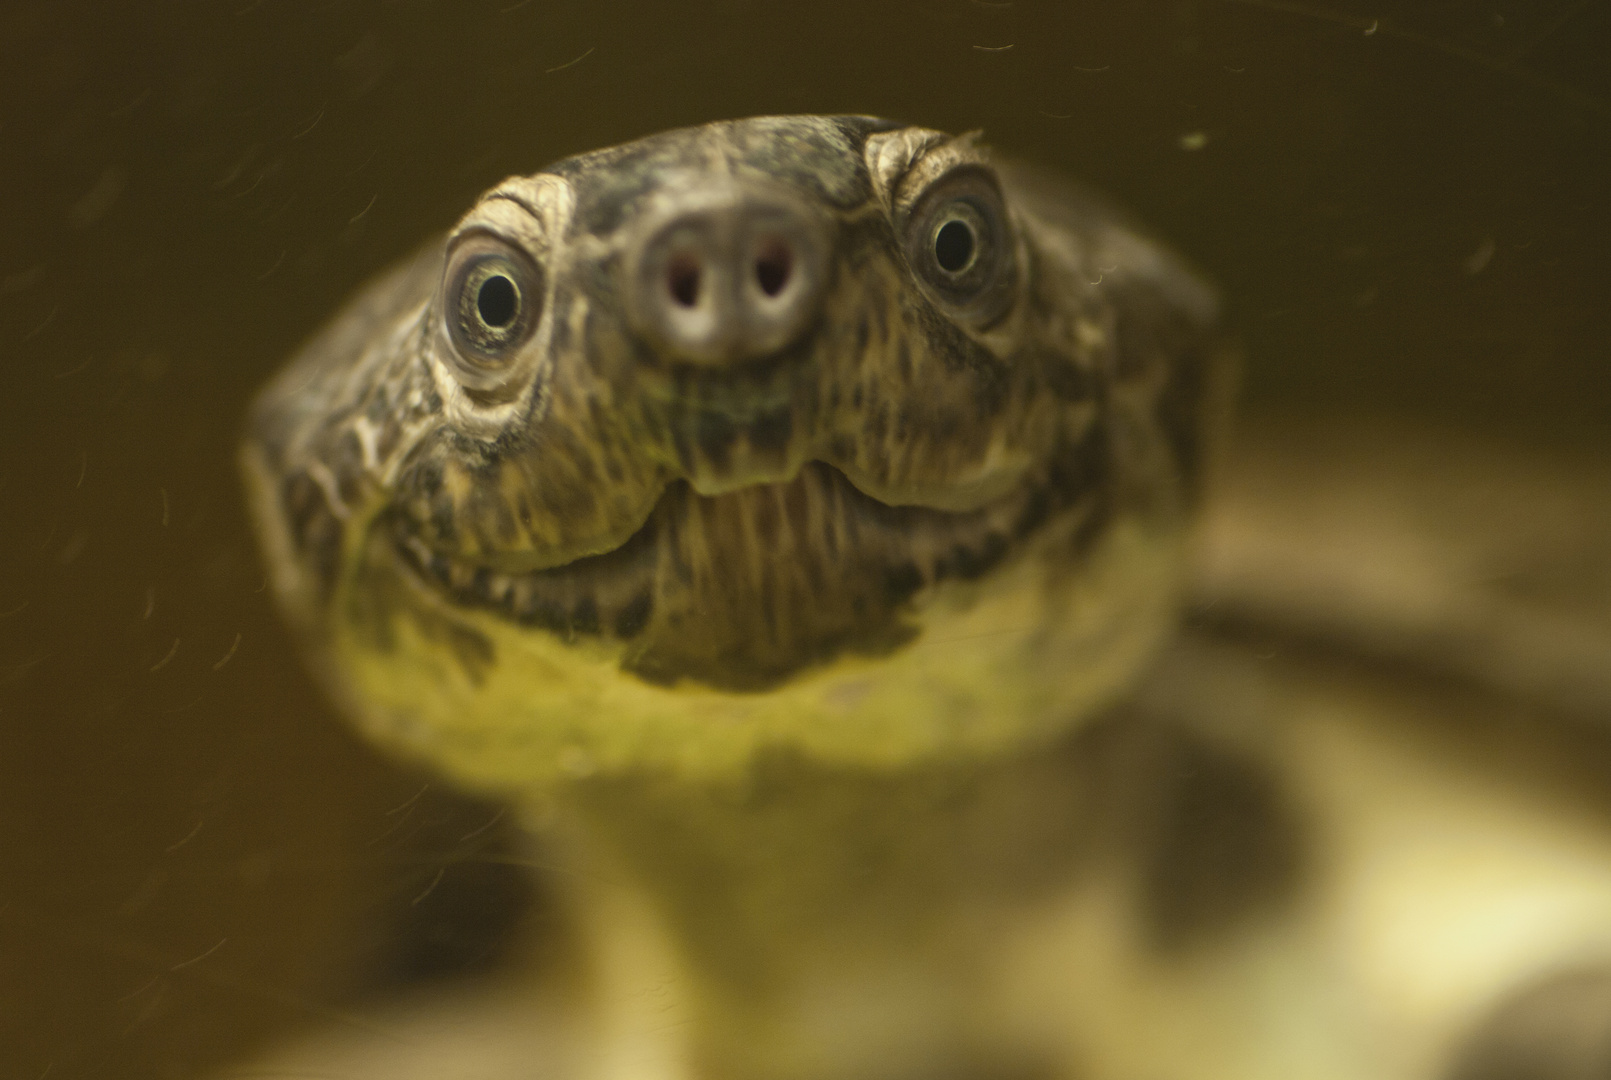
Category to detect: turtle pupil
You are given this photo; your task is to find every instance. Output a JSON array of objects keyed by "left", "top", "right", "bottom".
[
  {"left": 477, "top": 274, "right": 518, "bottom": 329},
  {"left": 934, "top": 219, "right": 975, "bottom": 274}
]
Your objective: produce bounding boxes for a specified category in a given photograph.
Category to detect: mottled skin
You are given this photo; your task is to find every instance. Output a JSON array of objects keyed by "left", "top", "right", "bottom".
[{"left": 243, "top": 116, "right": 1224, "bottom": 1080}]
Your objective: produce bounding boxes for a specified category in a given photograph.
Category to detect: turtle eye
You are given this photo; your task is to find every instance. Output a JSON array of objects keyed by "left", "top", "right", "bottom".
[
  {"left": 442, "top": 233, "right": 543, "bottom": 383},
  {"left": 904, "top": 166, "right": 1017, "bottom": 328}
]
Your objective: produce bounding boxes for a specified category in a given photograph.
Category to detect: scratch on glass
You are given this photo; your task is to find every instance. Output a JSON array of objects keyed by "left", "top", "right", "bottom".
[
  {"left": 546, "top": 46, "right": 596, "bottom": 74},
  {"left": 348, "top": 194, "right": 378, "bottom": 224},
  {"left": 165, "top": 819, "right": 204, "bottom": 854},
  {"left": 387, "top": 783, "right": 431, "bottom": 815},
  {"left": 213, "top": 632, "right": 242, "bottom": 670},
  {"left": 149, "top": 639, "right": 180, "bottom": 672},
  {"left": 291, "top": 105, "right": 327, "bottom": 140},
  {"left": 411, "top": 866, "right": 447, "bottom": 906},
  {"left": 460, "top": 807, "right": 508, "bottom": 842},
  {"left": 255, "top": 249, "right": 286, "bottom": 282},
  {"left": 24, "top": 305, "right": 59, "bottom": 340},
  {"left": 107, "top": 88, "right": 152, "bottom": 118},
  {"left": 169, "top": 938, "right": 227, "bottom": 972}
]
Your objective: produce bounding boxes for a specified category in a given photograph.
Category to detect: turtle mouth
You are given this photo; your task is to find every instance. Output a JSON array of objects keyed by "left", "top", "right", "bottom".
[{"left": 388, "top": 438, "right": 1106, "bottom": 689}]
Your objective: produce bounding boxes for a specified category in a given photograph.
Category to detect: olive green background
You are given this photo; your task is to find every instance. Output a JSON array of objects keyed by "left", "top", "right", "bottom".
[{"left": 1, "top": 1, "right": 1607, "bottom": 1076}]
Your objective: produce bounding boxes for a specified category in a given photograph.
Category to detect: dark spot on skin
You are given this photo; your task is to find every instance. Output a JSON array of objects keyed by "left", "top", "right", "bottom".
[
  {"left": 852, "top": 385, "right": 864, "bottom": 409},
  {"left": 753, "top": 490, "right": 780, "bottom": 545},
  {"left": 614, "top": 590, "right": 653, "bottom": 638},
  {"left": 364, "top": 389, "right": 393, "bottom": 426},
  {"left": 344, "top": 567, "right": 398, "bottom": 656},
  {"left": 330, "top": 429, "right": 368, "bottom": 507},
  {"left": 747, "top": 408, "right": 793, "bottom": 455},
  {"left": 373, "top": 416, "right": 404, "bottom": 465},
  {"left": 520, "top": 595, "right": 571, "bottom": 636},
  {"left": 571, "top": 596, "right": 600, "bottom": 635},
  {"left": 670, "top": 423, "right": 694, "bottom": 472},
  {"left": 1042, "top": 426, "right": 1107, "bottom": 505},
  {"left": 1013, "top": 487, "right": 1052, "bottom": 538},
  {"left": 417, "top": 461, "right": 445, "bottom": 498},
  {"left": 884, "top": 562, "right": 924, "bottom": 603},
  {"left": 821, "top": 518, "right": 840, "bottom": 559},
  {"left": 447, "top": 624, "right": 495, "bottom": 685},
  {"left": 1071, "top": 496, "right": 1113, "bottom": 558},
  {"left": 472, "top": 476, "right": 519, "bottom": 544},
  {"left": 621, "top": 656, "right": 681, "bottom": 687},
  {"left": 1042, "top": 350, "right": 1095, "bottom": 402},
  {"left": 281, "top": 471, "right": 344, "bottom": 599},
  {"left": 947, "top": 533, "right": 1008, "bottom": 581},
  {"left": 695, "top": 410, "right": 736, "bottom": 471},
  {"left": 758, "top": 583, "right": 777, "bottom": 636},
  {"left": 913, "top": 303, "right": 1010, "bottom": 418},
  {"left": 553, "top": 141, "right": 672, "bottom": 237},
  {"left": 282, "top": 472, "right": 325, "bottom": 543},
  {"left": 548, "top": 286, "right": 575, "bottom": 353},
  {"left": 1124, "top": 293, "right": 1212, "bottom": 505},
  {"left": 430, "top": 497, "right": 457, "bottom": 546},
  {"left": 897, "top": 339, "right": 912, "bottom": 383},
  {"left": 552, "top": 425, "right": 599, "bottom": 486}
]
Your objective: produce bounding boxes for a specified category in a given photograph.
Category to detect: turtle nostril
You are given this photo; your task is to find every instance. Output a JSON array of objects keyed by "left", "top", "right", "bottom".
[
  {"left": 629, "top": 192, "right": 825, "bottom": 364},
  {"left": 668, "top": 254, "right": 702, "bottom": 307},
  {"left": 754, "top": 240, "right": 792, "bottom": 298}
]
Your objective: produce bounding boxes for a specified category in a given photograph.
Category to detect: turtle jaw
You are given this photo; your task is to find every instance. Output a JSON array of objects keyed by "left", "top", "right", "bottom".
[
  {"left": 382, "top": 428, "right": 1108, "bottom": 693},
  {"left": 327, "top": 464, "right": 1186, "bottom": 791}
]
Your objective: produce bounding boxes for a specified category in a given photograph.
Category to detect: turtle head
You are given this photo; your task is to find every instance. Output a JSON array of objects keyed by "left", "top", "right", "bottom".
[{"left": 242, "top": 115, "right": 1221, "bottom": 790}]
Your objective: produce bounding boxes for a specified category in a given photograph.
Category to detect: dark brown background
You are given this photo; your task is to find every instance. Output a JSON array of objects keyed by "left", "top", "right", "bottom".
[{"left": 1, "top": 1, "right": 1608, "bottom": 1076}]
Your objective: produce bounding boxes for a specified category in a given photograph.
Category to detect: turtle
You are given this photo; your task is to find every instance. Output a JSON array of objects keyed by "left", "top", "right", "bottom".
[{"left": 236, "top": 116, "right": 1611, "bottom": 1080}]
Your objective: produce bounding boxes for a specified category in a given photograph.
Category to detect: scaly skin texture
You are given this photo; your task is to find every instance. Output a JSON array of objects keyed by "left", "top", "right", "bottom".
[{"left": 242, "top": 116, "right": 1225, "bottom": 1080}]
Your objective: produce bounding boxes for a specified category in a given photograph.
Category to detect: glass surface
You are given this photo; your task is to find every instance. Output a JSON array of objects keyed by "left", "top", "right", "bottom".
[{"left": 1, "top": 2, "right": 1607, "bottom": 1076}]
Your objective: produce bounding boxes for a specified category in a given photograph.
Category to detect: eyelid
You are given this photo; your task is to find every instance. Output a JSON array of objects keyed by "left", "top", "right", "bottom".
[
  {"left": 863, "top": 126, "right": 950, "bottom": 216},
  {"left": 888, "top": 131, "right": 992, "bottom": 224}
]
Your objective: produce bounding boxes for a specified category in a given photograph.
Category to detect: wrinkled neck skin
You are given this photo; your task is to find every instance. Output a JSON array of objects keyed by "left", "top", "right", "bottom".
[{"left": 543, "top": 747, "right": 1081, "bottom": 1080}]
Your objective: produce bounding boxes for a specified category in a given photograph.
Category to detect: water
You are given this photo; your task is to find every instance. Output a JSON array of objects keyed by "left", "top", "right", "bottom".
[{"left": 2, "top": 1, "right": 1608, "bottom": 1076}]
